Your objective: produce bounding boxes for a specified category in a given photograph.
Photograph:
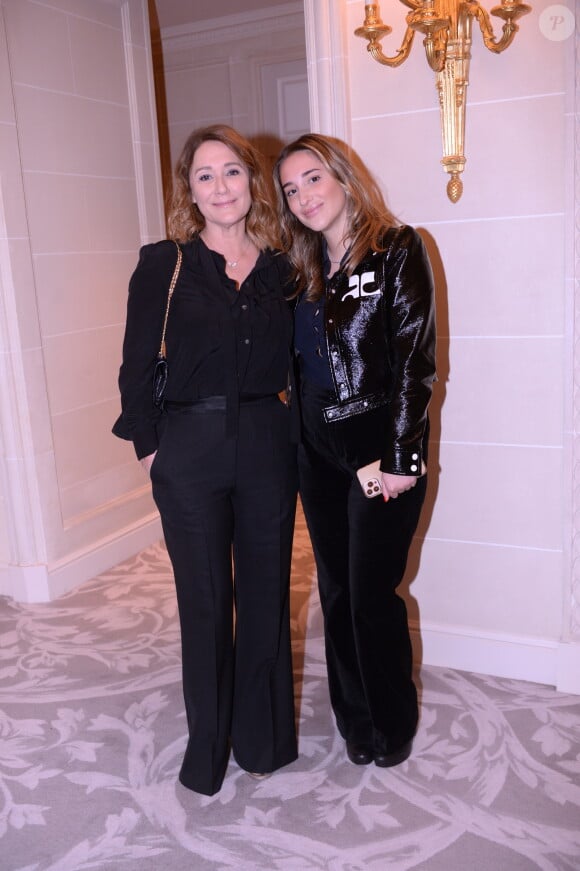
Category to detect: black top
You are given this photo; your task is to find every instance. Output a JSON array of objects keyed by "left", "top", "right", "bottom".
[
  {"left": 113, "top": 236, "right": 294, "bottom": 458},
  {"left": 294, "top": 295, "right": 333, "bottom": 389},
  {"left": 294, "top": 241, "right": 346, "bottom": 390}
]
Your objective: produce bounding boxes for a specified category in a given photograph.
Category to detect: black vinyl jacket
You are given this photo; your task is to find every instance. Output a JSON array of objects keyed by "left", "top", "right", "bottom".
[{"left": 320, "top": 224, "right": 436, "bottom": 476}]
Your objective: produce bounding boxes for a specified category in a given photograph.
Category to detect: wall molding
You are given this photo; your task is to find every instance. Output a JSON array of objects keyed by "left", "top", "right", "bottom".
[
  {"left": 122, "top": 0, "right": 165, "bottom": 243},
  {"left": 161, "top": 2, "right": 304, "bottom": 53},
  {"left": 0, "top": 512, "right": 162, "bottom": 603},
  {"left": 0, "top": 6, "right": 48, "bottom": 571},
  {"left": 247, "top": 47, "right": 308, "bottom": 140},
  {"left": 570, "top": 8, "right": 580, "bottom": 639},
  {"left": 413, "top": 622, "right": 580, "bottom": 694},
  {"left": 303, "top": 0, "right": 351, "bottom": 142}
]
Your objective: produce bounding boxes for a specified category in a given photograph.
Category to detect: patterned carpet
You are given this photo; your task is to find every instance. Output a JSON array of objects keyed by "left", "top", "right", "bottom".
[{"left": 1, "top": 505, "right": 579, "bottom": 871}]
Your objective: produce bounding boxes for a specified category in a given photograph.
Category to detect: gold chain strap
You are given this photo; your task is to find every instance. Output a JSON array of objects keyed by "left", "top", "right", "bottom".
[{"left": 158, "top": 241, "right": 183, "bottom": 357}]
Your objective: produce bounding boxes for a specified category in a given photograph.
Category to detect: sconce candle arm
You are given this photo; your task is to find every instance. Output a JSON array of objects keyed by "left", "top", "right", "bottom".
[
  {"left": 355, "top": 3, "right": 416, "bottom": 68},
  {"left": 466, "top": 1, "right": 531, "bottom": 54},
  {"left": 407, "top": 6, "right": 450, "bottom": 73},
  {"left": 423, "top": 34, "right": 447, "bottom": 71},
  {"left": 367, "top": 26, "right": 416, "bottom": 67}
]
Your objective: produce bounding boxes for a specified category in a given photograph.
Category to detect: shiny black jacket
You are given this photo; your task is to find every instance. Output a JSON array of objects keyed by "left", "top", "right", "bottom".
[{"left": 322, "top": 224, "right": 436, "bottom": 476}]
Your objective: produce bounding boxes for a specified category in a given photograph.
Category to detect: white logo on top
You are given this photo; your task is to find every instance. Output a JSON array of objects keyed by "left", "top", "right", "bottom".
[{"left": 342, "top": 271, "right": 379, "bottom": 300}]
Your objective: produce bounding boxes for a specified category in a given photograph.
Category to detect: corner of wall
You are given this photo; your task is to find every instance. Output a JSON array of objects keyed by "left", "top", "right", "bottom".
[
  {"left": 1, "top": 512, "right": 162, "bottom": 604},
  {"left": 556, "top": 642, "right": 580, "bottom": 695},
  {"left": 414, "top": 622, "right": 560, "bottom": 688}
]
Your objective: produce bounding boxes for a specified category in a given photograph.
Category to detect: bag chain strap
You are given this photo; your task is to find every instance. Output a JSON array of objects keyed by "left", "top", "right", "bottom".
[{"left": 158, "top": 241, "right": 183, "bottom": 357}]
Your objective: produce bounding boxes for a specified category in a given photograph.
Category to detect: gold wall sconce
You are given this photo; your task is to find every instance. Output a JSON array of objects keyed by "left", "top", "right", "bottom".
[{"left": 355, "top": 1, "right": 531, "bottom": 202}]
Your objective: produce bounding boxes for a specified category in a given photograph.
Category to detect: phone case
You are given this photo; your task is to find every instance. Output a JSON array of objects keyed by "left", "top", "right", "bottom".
[{"left": 356, "top": 460, "right": 382, "bottom": 498}]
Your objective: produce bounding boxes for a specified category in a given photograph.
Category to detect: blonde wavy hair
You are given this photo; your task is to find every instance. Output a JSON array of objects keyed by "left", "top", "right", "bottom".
[
  {"left": 273, "top": 134, "right": 398, "bottom": 301},
  {"left": 167, "top": 125, "right": 279, "bottom": 250}
]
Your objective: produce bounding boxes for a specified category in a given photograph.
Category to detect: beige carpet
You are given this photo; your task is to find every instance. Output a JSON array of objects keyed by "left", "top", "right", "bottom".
[{"left": 1, "top": 505, "right": 579, "bottom": 871}]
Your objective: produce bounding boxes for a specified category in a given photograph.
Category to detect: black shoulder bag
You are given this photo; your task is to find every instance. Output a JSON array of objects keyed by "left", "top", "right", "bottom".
[{"left": 152, "top": 241, "right": 183, "bottom": 407}]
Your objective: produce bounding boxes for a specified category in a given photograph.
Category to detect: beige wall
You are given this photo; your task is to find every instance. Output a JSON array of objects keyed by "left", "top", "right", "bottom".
[
  {"left": 1, "top": 0, "right": 578, "bottom": 692},
  {"left": 307, "top": 0, "right": 577, "bottom": 690},
  {"left": 0, "top": 0, "right": 164, "bottom": 601}
]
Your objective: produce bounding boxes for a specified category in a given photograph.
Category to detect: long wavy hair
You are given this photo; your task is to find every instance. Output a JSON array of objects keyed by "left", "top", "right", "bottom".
[
  {"left": 273, "top": 134, "right": 399, "bottom": 301},
  {"left": 167, "top": 124, "right": 279, "bottom": 250}
]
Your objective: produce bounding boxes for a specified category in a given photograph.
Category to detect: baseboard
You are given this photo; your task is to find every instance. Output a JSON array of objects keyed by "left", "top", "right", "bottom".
[
  {"left": 412, "top": 621, "right": 565, "bottom": 689},
  {"left": 0, "top": 514, "right": 163, "bottom": 603},
  {"left": 0, "top": 564, "right": 51, "bottom": 602},
  {"left": 555, "top": 642, "right": 580, "bottom": 694},
  {"left": 414, "top": 624, "right": 580, "bottom": 695},
  {"left": 2, "top": 551, "right": 579, "bottom": 695}
]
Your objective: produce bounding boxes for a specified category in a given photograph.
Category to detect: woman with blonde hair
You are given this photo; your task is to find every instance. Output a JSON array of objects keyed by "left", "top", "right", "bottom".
[
  {"left": 114, "top": 125, "right": 298, "bottom": 795},
  {"left": 274, "top": 133, "right": 436, "bottom": 769}
]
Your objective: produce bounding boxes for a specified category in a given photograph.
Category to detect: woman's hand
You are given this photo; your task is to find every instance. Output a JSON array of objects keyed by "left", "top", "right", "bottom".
[
  {"left": 140, "top": 452, "right": 157, "bottom": 475},
  {"left": 381, "top": 472, "right": 417, "bottom": 501}
]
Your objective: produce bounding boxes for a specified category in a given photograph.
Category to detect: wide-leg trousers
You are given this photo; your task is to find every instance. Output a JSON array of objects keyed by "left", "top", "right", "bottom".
[
  {"left": 151, "top": 395, "right": 298, "bottom": 795},
  {"left": 298, "top": 380, "right": 426, "bottom": 753}
]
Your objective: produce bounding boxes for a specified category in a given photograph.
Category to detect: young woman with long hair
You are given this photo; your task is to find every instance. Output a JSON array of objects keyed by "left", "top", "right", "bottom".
[{"left": 274, "top": 134, "right": 436, "bottom": 769}]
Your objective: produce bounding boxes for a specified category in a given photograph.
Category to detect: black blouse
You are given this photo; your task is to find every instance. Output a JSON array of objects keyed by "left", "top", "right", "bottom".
[
  {"left": 113, "top": 237, "right": 294, "bottom": 458},
  {"left": 293, "top": 241, "right": 347, "bottom": 391},
  {"left": 294, "top": 295, "right": 333, "bottom": 390}
]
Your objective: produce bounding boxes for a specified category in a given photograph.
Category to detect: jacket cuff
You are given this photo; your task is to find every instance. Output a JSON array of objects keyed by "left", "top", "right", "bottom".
[
  {"left": 381, "top": 447, "right": 424, "bottom": 476},
  {"left": 132, "top": 429, "right": 159, "bottom": 460}
]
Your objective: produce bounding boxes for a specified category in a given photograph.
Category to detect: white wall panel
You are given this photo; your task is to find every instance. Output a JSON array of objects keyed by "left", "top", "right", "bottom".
[
  {"left": 306, "top": 0, "right": 579, "bottom": 689},
  {"left": 0, "top": 0, "right": 164, "bottom": 601}
]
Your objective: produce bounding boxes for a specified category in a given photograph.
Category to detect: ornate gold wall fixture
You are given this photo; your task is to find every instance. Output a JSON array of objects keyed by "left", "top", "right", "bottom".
[{"left": 355, "top": 1, "right": 531, "bottom": 202}]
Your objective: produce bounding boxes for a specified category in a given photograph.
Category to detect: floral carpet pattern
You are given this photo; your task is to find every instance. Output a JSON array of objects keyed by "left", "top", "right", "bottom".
[{"left": 1, "top": 507, "right": 580, "bottom": 871}]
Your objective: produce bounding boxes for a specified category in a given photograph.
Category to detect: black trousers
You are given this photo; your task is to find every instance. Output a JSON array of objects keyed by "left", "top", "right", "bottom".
[
  {"left": 151, "top": 395, "right": 298, "bottom": 795},
  {"left": 298, "top": 381, "right": 425, "bottom": 752}
]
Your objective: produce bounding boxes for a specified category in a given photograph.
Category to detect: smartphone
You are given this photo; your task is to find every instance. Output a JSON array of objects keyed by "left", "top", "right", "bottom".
[
  {"left": 356, "top": 460, "right": 383, "bottom": 498},
  {"left": 357, "top": 458, "right": 428, "bottom": 499}
]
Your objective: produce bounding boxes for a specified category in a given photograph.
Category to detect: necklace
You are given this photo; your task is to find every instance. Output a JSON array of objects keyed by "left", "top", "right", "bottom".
[
  {"left": 201, "top": 232, "right": 249, "bottom": 269},
  {"left": 225, "top": 241, "right": 250, "bottom": 269}
]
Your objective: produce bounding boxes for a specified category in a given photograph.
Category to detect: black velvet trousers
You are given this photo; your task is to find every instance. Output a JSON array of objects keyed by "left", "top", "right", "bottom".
[
  {"left": 151, "top": 396, "right": 298, "bottom": 795},
  {"left": 298, "top": 381, "right": 425, "bottom": 752}
]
